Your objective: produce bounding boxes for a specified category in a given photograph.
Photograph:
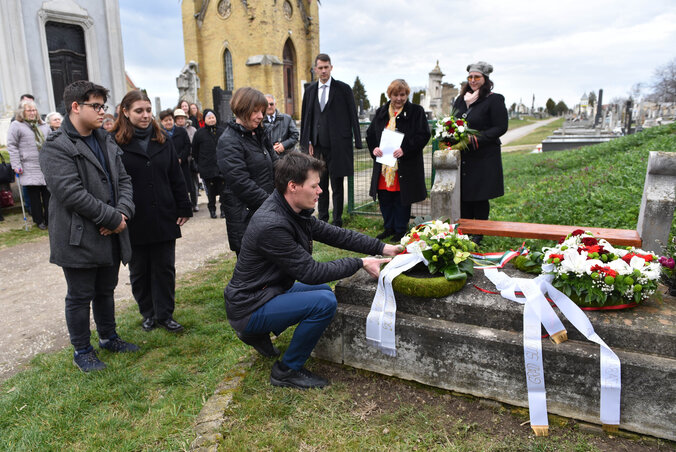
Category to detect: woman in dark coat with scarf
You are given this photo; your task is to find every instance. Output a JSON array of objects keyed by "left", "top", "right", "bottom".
[
  {"left": 113, "top": 90, "right": 192, "bottom": 333},
  {"left": 367, "top": 79, "right": 430, "bottom": 242},
  {"left": 452, "top": 61, "right": 508, "bottom": 243},
  {"left": 216, "top": 87, "right": 277, "bottom": 254},
  {"left": 192, "top": 109, "right": 226, "bottom": 219}
]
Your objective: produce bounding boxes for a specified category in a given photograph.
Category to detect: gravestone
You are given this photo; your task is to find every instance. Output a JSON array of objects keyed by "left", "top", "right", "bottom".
[{"left": 212, "top": 86, "right": 233, "bottom": 125}]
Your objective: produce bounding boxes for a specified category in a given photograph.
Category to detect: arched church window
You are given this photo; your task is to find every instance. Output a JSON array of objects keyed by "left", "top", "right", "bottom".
[
  {"left": 282, "top": 39, "right": 296, "bottom": 116},
  {"left": 224, "top": 49, "right": 234, "bottom": 90}
]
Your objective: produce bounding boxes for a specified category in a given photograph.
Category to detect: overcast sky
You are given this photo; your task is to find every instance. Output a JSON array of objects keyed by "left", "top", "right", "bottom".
[{"left": 118, "top": 0, "right": 676, "bottom": 111}]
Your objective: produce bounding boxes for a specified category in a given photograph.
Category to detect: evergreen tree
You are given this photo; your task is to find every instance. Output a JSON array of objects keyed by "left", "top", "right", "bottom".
[
  {"left": 380, "top": 92, "right": 387, "bottom": 106},
  {"left": 555, "top": 100, "right": 569, "bottom": 116},
  {"left": 352, "top": 76, "right": 370, "bottom": 111},
  {"left": 588, "top": 91, "right": 597, "bottom": 108},
  {"left": 545, "top": 98, "right": 557, "bottom": 116},
  {"left": 412, "top": 89, "right": 425, "bottom": 105}
]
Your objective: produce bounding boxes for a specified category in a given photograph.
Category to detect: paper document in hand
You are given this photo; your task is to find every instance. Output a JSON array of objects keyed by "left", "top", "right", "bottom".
[{"left": 376, "top": 129, "right": 404, "bottom": 167}]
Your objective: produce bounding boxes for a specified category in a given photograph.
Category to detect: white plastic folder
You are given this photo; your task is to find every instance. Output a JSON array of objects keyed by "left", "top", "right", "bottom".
[{"left": 376, "top": 129, "right": 404, "bottom": 167}]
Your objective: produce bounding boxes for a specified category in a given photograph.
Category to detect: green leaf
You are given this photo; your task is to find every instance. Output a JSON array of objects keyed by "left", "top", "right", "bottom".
[
  {"left": 443, "top": 263, "right": 466, "bottom": 281},
  {"left": 458, "top": 259, "right": 474, "bottom": 276}
]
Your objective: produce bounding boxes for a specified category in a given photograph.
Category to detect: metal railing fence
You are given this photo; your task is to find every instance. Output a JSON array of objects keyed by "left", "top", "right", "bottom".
[{"left": 347, "top": 120, "right": 438, "bottom": 218}]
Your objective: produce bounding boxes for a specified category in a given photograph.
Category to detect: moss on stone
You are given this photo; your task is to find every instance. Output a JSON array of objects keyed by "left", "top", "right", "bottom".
[{"left": 391, "top": 263, "right": 467, "bottom": 298}]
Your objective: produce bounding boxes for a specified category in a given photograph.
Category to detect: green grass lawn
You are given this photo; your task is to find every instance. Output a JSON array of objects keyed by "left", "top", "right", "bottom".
[
  {"left": 1, "top": 124, "right": 675, "bottom": 450},
  {"left": 507, "top": 117, "right": 565, "bottom": 146}
]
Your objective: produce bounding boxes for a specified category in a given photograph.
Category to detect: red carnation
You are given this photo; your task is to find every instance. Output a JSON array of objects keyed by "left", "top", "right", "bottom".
[
  {"left": 621, "top": 253, "right": 636, "bottom": 264},
  {"left": 558, "top": 236, "right": 566, "bottom": 244},
  {"left": 549, "top": 253, "right": 564, "bottom": 261},
  {"left": 585, "top": 245, "right": 602, "bottom": 254},
  {"left": 456, "top": 119, "right": 464, "bottom": 126},
  {"left": 623, "top": 252, "right": 653, "bottom": 263},
  {"left": 637, "top": 253, "right": 654, "bottom": 262},
  {"left": 581, "top": 237, "right": 598, "bottom": 246},
  {"left": 590, "top": 265, "right": 617, "bottom": 278},
  {"left": 571, "top": 229, "right": 586, "bottom": 236}
]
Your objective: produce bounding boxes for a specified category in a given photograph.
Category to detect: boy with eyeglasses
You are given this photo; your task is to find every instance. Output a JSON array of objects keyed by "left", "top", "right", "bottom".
[{"left": 40, "top": 80, "right": 139, "bottom": 372}]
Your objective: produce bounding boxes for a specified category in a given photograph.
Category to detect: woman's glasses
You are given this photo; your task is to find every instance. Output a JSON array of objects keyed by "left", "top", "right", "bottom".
[{"left": 467, "top": 75, "right": 483, "bottom": 81}]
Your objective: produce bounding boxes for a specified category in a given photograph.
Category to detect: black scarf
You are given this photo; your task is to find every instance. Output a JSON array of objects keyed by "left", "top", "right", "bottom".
[{"left": 133, "top": 125, "right": 153, "bottom": 152}]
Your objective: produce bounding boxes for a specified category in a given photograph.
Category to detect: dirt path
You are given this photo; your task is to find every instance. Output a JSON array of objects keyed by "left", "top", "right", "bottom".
[
  {"left": 0, "top": 202, "right": 232, "bottom": 381},
  {"left": 501, "top": 117, "right": 559, "bottom": 145}
]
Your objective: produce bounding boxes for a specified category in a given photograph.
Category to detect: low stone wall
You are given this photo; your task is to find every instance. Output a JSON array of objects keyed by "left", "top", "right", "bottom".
[{"left": 313, "top": 267, "right": 676, "bottom": 440}]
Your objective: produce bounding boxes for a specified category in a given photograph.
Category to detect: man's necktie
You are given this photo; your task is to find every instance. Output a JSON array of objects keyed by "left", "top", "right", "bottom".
[{"left": 320, "top": 85, "right": 327, "bottom": 111}]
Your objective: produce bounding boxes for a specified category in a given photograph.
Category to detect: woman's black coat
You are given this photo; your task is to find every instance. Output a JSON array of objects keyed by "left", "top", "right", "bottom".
[
  {"left": 169, "top": 126, "right": 192, "bottom": 185},
  {"left": 193, "top": 125, "right": 225, "bottom": 180},
  {"left": 118, "top": 131, "right": 193, "bottom": 245},
  {"left": 452, "top": 92, "right": 508, "bottom": 202},
  {"left": 366, "top": 101, "right": 430, "bottom": 205},
  {"left": 216, "top": 119, "right": 278, "bottom": 253}
]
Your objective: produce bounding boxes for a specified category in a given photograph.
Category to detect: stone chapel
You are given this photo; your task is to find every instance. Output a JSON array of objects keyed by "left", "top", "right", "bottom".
[{"left": 181, "top": 0, "right": 319, "bottom": 118}]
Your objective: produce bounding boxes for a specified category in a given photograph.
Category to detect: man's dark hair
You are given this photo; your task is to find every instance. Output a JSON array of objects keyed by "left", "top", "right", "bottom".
[
  {"left": 20, "top": 93, "right": 34, "bottom": 101},
  {"left": 159, "top": 108, "right": 174, "bottom": 121},
  {"left": 274, "top": 153, "right": 325, "bottom": 194},
  {"left": 63, "top": 80, "right": 109, "bottom": 113},
  {"left": 314, "top": 53, "right": 331, "bottom": 65}
]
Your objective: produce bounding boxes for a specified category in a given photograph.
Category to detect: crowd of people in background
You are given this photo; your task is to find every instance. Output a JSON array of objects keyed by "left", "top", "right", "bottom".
[{"left": 2, "top": 55, "right": 507, "bottom": 387}]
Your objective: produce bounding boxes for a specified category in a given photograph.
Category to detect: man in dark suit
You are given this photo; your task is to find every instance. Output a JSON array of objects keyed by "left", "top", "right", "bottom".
[{"left": 300, "top": 53, "right": 362, "bottom": 227}]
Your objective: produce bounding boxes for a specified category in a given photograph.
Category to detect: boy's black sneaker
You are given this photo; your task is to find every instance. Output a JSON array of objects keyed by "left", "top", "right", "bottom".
[
  {"left": 99, "top": 335, "right": 140, "bottom": 353},
  {"left": 270, "top": 361, "right": 329, "bottom": 389},
  {"left": 73, "top": 347, "right": 107, "bottom": 372}
]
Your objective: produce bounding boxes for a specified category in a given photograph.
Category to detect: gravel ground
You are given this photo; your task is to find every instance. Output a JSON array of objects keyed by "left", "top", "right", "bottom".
[{"left": 0, "top": 202, "right": 232, "bottom": 381}]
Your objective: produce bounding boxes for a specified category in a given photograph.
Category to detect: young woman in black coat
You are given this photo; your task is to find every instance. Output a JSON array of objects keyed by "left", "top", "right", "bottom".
[
  {"left": 367, "top": 79, "right": 431, "bottom": 242},
  {"left": 192, "top": 109, "right": 226, "bottom": 219},
  {"left": 216, "top": 87, "right": 278, "bottom": 254},
  {"left": 113, "top": 90, "right": 193, "bottom": 333},
  {"left": 452, "top": 61, "right": 508, "bottom": 243}
]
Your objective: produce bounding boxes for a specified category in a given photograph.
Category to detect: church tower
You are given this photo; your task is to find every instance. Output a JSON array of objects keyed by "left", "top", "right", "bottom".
[{"left": 181, "top": 0, "right": 319, "bottom": 118}]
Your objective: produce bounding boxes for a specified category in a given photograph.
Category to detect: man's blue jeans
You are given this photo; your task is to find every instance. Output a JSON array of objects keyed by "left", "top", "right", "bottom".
[{"left": 243, "top": 282, "right": 337, "bottom": 370}]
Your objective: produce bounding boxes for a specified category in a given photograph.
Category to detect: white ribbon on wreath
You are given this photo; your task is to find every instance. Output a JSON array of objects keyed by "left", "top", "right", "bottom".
[
  {"left": 484, "top": 267, "right": 621, "bottom": 436},
  {"left": 365, "top": 252, "right": 426, "bottom": 356},
  {"left": 365, "top": 257, "right": 621, "bottom": 436}
]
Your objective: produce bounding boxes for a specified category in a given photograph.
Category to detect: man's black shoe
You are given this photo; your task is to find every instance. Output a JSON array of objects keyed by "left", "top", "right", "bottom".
[
  {"left": 270, "top": 361, "right": 329, "bottom": 389},
  {"left": 142, "top": 317, "right": 156, "bottom": 332},
  {"left": 376, "top": 229, "right": 394, "bottom": 240},
  {"left": 237, "top": 332, "right": 280, "bottom": 357},
  {"left": 157, "top": 318, "right": 184, "bottom": 333}
]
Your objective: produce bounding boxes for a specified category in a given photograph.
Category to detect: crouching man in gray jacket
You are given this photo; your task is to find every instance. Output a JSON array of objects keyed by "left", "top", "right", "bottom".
[
  {"left": 40, "top": 80, "right": 138, "bottom": 372},
  {"left": 225, "top": 152, "right": 401, "bottom": 389}
]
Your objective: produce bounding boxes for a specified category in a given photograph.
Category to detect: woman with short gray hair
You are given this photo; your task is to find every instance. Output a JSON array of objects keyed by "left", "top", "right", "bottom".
[{"left": 45, "top": 111, "right": 63, "bottom": 131}]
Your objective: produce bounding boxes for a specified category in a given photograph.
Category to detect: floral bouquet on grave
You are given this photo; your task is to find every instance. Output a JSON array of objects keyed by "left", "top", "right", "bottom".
[
  {"left": 400, "top": 220, "right": 478, "bottom": 281},
  {"left": 536, "top": 229, "right": 661, "bottom": 307},
  {"left": 658, "top": 236, "right": 676, "bottom": 296},
  {"left": 433, "top": 109, "right": 479, "bottom": 151}
]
